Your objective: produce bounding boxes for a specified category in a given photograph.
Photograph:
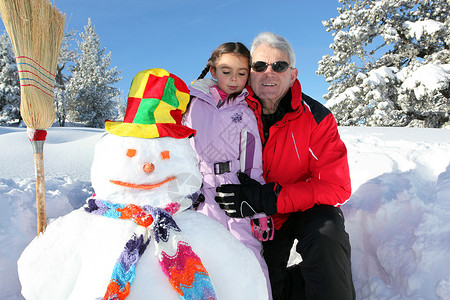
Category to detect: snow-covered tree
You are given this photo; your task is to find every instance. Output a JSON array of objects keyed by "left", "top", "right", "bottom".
[
  {"left": 66, "top": 19, "right": 121, "bottom": 128},
  {"left": 115, "top": 89, "right": 126, "bottom": 120},
  {"left": 0, "top": 32, "right": 20, "bottom": 124},
  {"left": 54, "top": 30, "right": 77, "bottom": 127},
  {"left": 317, "top": 0, "right": 449, "bottom": 127}
]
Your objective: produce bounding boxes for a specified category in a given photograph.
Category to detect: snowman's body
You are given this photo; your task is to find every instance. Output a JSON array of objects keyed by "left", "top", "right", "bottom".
[{"left": 18, "top": 134, "right": 268, "bottom": 300}]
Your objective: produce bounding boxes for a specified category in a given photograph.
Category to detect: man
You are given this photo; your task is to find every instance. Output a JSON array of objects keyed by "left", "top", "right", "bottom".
[{"left": 215, "top": 32, "right": 356, "bottom": 299}]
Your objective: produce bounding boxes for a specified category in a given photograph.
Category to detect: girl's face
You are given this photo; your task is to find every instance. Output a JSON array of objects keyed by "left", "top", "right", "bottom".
[{"left": 210, "top": 53, "right": 249, "bottom": 95}]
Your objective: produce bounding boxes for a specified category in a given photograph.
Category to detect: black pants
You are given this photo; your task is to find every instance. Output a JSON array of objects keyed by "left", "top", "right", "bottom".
[{"left": 262, "top": 205, "right": 355, "bottom": 300}]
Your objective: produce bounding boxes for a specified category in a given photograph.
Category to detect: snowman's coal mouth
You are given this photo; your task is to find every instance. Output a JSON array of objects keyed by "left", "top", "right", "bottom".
[{"left": 110, "top": 176, "right": 176, "bottom": 190}]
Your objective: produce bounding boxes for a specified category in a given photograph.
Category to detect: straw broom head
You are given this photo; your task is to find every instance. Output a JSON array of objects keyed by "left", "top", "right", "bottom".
[{"left": 0, "top": 0, "right": 65, "bottom": 129}]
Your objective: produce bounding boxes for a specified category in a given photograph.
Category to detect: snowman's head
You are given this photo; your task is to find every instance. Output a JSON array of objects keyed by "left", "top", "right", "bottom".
[
  {"left": 91, "top": 134, "right": 202, "bottom": 208},
  {"left": 92, "top": 68, "right": 200, "bottom": 209}
]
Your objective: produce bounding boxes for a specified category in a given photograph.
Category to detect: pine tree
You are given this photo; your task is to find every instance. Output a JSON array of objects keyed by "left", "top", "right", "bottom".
[
  {"left": 54, "top": 30, "right": 77, "bottom": 127},
  {"left": 66, "top": 19, "right": 121, "bottom": 128},
  {"left": 317, "top": 0, "right": 449, "bottom": 128},
  {"left": 0, "top": 32, "right": 20, "bottom": 124}
]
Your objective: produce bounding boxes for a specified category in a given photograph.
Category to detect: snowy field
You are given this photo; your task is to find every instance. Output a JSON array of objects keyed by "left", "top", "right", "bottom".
[{"left": 1, "top": 125, "right": 449, "bottom": 299}]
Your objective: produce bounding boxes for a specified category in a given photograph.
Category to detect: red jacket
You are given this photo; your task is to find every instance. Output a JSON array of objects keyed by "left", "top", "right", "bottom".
[{"left": 246, "top": 80, "right": 351, "bottom": 230}]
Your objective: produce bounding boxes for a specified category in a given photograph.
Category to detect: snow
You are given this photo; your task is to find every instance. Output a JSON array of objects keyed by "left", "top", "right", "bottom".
[
  {"left": 325, "top": 85, "right": 359, "bottom": 108},
  {"left": 404, "top": 20, "right": 446, "bottom": 41},
  {"left": 327, "top": 62, "right": 450, "bottom": 110},
  {"left": 1, "top": 125, "right": 450, "bottom": 299},
  {"left": 364, "top": 66, "right": 397, "bottom": 87},
  {"left": 401, "top": 64, "right": 450, "bottom": 100}
]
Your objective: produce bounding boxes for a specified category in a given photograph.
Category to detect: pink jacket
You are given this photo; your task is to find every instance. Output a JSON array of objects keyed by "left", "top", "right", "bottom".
[
  {"left": 183, "top": 78, "right": 264, "bottom": 188},
  {"left": 182, "top": 78, "right": 266, "bottom": 231}
]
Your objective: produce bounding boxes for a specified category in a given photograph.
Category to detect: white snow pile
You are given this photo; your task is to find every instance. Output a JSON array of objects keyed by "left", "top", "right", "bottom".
[
  {"left": 1, "top": 125, "right": 450, "bottom": 299},
  {"left": 400, "top": 64, "right": 450, "bottom": 100},
  {"left": 327, "top": 63, "right": 450, "bottom": 107},
  {"left": 403, "top": 20, "right": 446, "bottom": 41}
]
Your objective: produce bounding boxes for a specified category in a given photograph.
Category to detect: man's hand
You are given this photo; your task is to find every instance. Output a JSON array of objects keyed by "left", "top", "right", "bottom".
[{"left": 215, "top": 172, "right": 280, "bottom": 218}]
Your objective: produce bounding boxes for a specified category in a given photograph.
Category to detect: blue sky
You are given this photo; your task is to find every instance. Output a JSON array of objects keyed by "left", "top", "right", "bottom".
[{"left": 2, "top": 0, "right": 342, "bottom": 103}]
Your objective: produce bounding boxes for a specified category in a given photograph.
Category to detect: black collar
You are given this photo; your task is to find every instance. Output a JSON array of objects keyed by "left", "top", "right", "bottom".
[
  {"left": 255, "top": 90, "right": 294, "bottom": 143},
  {"left": 260, "top": 90, "right": 293, "bottom": 127}
]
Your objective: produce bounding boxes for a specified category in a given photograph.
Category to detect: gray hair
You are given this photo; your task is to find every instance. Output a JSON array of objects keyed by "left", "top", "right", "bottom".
[{"left": 251, "top": 32, "right": 296, "bottom": 68}]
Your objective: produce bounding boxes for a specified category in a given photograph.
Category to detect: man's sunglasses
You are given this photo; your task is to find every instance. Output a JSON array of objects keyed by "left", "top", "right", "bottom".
[{"left": 251, "top": 61, "right": 291, "bottom": 73}]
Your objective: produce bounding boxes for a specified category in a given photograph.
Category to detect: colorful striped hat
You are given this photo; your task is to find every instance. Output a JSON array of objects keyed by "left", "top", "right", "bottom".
[{"left": 105, "top": 68, "right": 196, "bottom": 139}]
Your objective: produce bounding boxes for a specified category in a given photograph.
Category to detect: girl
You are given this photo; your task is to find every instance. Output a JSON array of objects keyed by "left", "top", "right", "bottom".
[{"left": 183, "top": 42, "right": 273, "bottom": 298}]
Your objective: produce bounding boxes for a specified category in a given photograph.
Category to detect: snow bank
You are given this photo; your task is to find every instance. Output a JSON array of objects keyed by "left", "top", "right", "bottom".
[{"left": 1, "top": 126, "right": 450, "bottom": 299}]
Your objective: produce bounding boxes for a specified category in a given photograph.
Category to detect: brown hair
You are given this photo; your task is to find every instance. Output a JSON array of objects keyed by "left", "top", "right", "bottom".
[{"left": 197, "top": 42, "right": 250, "bottom": 101}]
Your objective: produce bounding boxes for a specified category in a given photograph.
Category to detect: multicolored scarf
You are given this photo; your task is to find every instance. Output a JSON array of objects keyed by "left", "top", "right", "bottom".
[{"left": 85, "top": 197, "right": 217, "bottom": 300}]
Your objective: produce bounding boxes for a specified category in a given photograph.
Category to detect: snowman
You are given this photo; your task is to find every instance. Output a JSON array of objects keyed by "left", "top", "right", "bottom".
[{"left": 18, "top": 68, "right": 268, "bottom": 300}]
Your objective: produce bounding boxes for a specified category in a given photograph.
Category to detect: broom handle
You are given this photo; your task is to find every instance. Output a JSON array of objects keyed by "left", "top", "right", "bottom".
[
  {"left": 28, "top": 129, "right": 48, "bottom": 234},
  {"left": 34, "top": 152, "right": 47, "bottom": 234}
]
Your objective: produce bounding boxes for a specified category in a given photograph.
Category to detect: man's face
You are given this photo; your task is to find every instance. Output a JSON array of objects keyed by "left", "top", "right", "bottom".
[{"left": 249, "top": 45, "right": 298, "bottom": 111}]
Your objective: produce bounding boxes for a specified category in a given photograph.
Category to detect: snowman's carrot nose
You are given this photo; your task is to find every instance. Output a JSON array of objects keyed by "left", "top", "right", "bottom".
[{"left": 143, "top": 163, "right": 155, "bottom": 173}]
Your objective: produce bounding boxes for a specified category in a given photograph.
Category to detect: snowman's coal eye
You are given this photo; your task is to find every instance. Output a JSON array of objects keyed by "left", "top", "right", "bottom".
[
  {"left": 161, "top": 150, "right": 170, "bottom": 160},
  {"left": 127, "top": 149, "right": 136, "bottom": 157}
]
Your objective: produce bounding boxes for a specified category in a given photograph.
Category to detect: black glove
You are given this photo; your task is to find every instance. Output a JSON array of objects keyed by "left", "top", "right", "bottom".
[{"left": 215, "top": 172, "right": 281, "bottom": 218}]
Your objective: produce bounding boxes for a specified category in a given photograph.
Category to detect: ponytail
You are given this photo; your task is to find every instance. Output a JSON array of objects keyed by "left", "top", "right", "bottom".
[{"left": 197, "top": 65, "right": 210, "bottom": 80}]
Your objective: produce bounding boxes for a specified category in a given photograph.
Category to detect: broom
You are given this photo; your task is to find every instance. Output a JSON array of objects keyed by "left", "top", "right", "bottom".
[{"left": 0, "top": 0, "right": 65, "bottom": 234}]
